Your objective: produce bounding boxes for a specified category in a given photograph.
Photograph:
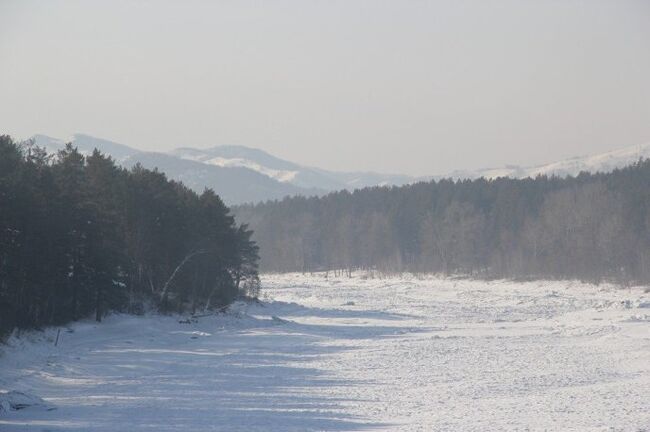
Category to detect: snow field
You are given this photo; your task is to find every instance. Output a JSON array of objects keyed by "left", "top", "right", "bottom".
[{"left": 1, "top": 273, "right": 649, "bottom": 431}]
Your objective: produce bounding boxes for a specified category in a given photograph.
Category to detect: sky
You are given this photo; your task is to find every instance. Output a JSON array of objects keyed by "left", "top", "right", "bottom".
[{"left": 1, "top": 0, "right": 649, "bottom": 176}]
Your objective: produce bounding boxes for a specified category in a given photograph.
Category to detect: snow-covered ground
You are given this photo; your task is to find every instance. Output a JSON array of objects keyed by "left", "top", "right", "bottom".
[{"left": 1, "top": 274, "right": 649, "bottom": 431}]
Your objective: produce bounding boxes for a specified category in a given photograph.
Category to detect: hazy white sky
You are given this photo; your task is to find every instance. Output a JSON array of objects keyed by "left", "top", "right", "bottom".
[{"left": 1, "top": 0, "right": 649, "bottom": 176}]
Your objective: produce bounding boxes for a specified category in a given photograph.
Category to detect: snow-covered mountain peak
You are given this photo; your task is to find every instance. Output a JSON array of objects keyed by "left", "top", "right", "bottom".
[
  {"left": 203, "top": 156, "right": 299, "bottom": 183},
  {"left": 443, "top": 141, "right": 650, "bottom": 180},
  {"left": 526, "top": 142, "right": 650, "bottom": 178}
]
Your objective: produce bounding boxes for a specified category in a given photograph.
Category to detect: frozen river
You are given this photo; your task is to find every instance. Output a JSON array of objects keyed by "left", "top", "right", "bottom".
[{"left": 1, "top": 273, "right": 649, "bottom": 431}]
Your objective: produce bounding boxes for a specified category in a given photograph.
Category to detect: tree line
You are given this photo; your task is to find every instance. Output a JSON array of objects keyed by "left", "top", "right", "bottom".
[
  {"left": 235, "top": 159, "right": 650, "bottom": 284},
  {"left": 0, "top": 136, "right": 259, "bottom": 337}
]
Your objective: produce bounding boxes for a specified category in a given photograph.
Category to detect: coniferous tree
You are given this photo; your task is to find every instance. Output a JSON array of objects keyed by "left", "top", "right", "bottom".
[
  {"left": 235, "top": 159, "right": 650, "bottom": 285},
  {"left": 0, "top": 136, "right": 260, "bottom": 337}
]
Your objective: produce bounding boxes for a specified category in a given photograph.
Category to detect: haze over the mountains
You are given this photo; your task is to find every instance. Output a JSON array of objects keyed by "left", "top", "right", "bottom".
[
  {"left": 3, "top": 1, "right": 650, "bottom": 176},
  {"left": 32, "top": 134, "right": 650, "bottom": 205}
]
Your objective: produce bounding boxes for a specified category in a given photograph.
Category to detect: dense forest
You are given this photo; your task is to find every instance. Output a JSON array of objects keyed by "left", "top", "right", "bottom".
[
  {"left": 235, "top": 160, "right": 650, "bottom": 284},
  {"left": 0, "top": 136, "right": 259, "bottom": 337},
  {"left": 4, "top": 132, "right": 650, "bottom": 338}
]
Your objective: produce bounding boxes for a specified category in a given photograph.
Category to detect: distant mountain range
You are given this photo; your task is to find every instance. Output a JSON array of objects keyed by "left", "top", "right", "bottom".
[
  {"left": 444, "top": 143, "right": 650, "bottom": 180},
  {"left": 31, "top": 134, "right": 414, "bottom": 204},
  {"left": 31, "top": 134, "right": 650, "bottom": 205}
]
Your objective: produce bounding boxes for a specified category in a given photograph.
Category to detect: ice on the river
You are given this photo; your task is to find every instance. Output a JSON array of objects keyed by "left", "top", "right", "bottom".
[{"left": 1, "top": 274, "right": 649, "bottom": 431}]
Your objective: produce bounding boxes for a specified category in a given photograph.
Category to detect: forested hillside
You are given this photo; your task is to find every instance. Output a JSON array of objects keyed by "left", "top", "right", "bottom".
[
  {"left": 235, "top": 160, "right": 650, "bottom": 284},
  {"left": 0, "top": 136, "right": 259, "bottom": 337}
]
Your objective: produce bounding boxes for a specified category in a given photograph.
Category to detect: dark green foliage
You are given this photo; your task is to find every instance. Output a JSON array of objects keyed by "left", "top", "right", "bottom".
[
  {"left": 235, "top": 160, "right": 650, "bottom": 285},
  {"left": 0, "top": 136, "right": 259, "bottom": 337}
]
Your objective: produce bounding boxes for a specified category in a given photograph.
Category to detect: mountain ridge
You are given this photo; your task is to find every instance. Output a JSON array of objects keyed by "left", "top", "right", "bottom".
[
  {"left": 30, "top": 133, "right": 650, "bottom": 205},
  {"left": 443, "top": 142, "right": 650, "bottom": 180}
]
